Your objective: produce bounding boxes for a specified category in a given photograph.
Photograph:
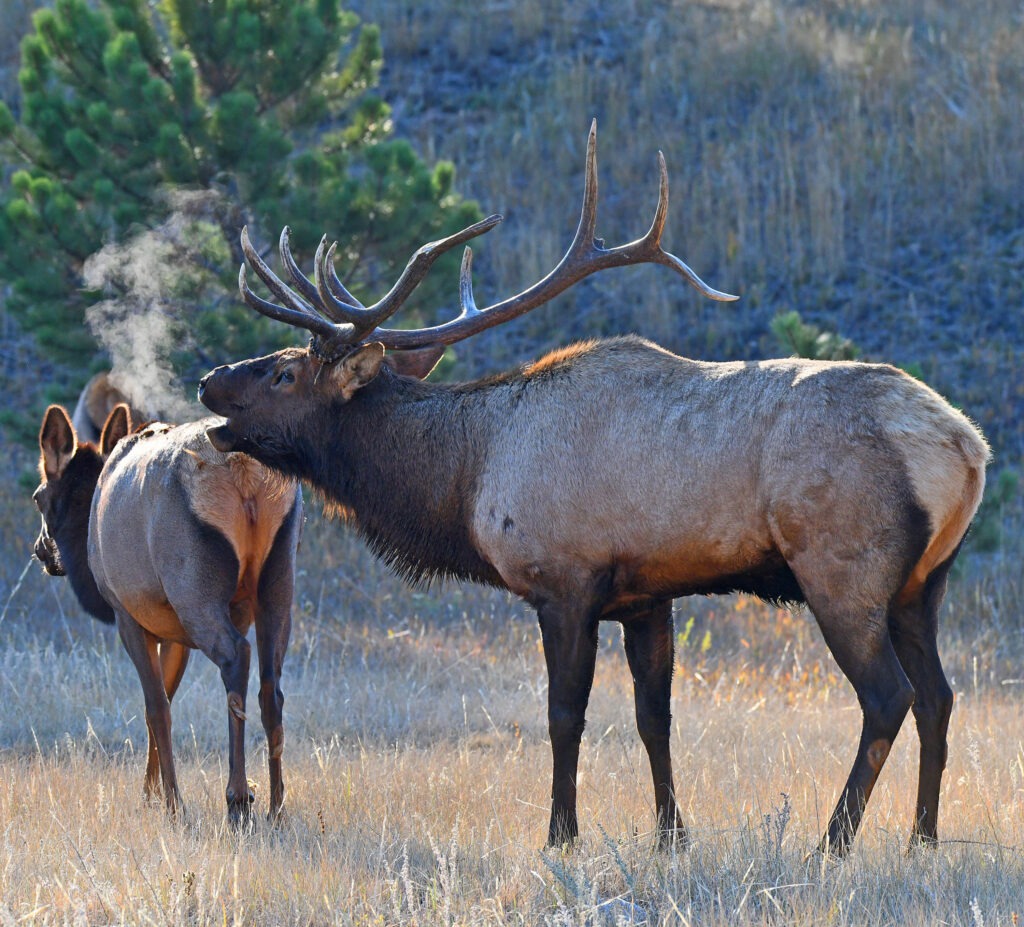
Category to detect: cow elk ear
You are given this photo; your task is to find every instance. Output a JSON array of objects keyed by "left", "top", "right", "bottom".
[
  {"left": 100, "top": 404, "right": 132, "bottom": 456},
  {"left": 332, "top": 342, "right": 385, "bottom": 400},
  {"left": 39, "top": 405, "right": 76, "bottom": 481},
  {"left": 383, "top": 344, "right": 446, "bottom": 381}
]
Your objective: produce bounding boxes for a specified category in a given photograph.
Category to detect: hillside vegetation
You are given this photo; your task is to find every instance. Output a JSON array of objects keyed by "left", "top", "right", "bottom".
[
  {"left": 347, "top": 0, "right": 1022, "bottom": 462},
  {"left": 1, "top": 0, "right": 1021, "bottom": 456}
]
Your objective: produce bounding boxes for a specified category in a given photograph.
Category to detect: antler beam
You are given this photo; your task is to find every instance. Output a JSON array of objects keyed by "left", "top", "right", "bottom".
[{"left": 238, "top": 120, "right": 738, "bottom": 359}]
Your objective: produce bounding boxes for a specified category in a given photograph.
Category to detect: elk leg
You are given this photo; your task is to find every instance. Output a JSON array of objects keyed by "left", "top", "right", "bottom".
[
  {"left": 812, "top": 606, "right": 915, "bottom": 856},
  {"left": 181, "top": 603, "right": 254, "bottom": 825},
  {"left": 117, "top": 614, "right": 182, "bottom": 814},
  {"left": 622, "top": 600, "right": 685, "bottom": 847},
  {"left": 537, "top": 598, "right": 600, "bottom": 847},
  {"left": 254, "top": 506, "right": 298, "bottom": 822},
  {"left": 889, "top": 561, "right": 956, "bottom": 847},
  {"left": 144, "top": 643, "right": 192, "bottom": 798},
  {"left": 216, "top": 625, "right": 253, "bottom": 826}
]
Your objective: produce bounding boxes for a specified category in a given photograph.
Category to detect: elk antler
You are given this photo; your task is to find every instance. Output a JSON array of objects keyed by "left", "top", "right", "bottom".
[{"left": 239, "top": 120, "right": 738, "bottom": 361}]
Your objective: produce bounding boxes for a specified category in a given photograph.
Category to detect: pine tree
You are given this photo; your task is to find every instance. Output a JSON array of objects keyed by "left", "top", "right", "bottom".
[{"left": 0, "top": 0, "right": 479, "bottom": 401}]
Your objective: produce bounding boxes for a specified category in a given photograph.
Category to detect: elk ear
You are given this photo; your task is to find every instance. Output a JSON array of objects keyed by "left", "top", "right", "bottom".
[
  {"left": 100, "top": 404, "right": 132, "bottom": 456},
  {"left": 332, "top": 342, "right": 385, "bottom": 400},
  {"left": 383, "top": 344, "right": 446, "bottom": 381},
  {"left": 39, "top": 406, "right": 76, "bottom": 481}
]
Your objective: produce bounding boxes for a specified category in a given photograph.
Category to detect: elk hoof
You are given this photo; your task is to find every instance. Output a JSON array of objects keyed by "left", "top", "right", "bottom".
[
  {"left": 226, "top": 787, "right": 255, "bottom": 828},
  {"left": 656, "top": 823, "right": 690, "bottom": 852}
]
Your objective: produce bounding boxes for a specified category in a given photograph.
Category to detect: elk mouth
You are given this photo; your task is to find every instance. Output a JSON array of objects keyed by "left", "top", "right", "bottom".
[{"left": 34, "top": 531, "right": 65, "bottom": 577}]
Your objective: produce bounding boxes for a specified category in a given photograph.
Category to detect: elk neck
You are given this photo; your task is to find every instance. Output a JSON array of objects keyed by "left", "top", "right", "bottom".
[
  {"left": 51, "top": 448, "right": 115, "bottom": 624},
  {"left": 295, "top": 366, "right": 509, "bottom": 588}
]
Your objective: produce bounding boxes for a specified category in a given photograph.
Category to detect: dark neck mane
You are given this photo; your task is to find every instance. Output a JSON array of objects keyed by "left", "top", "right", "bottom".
[
  {"left": 295, "top": 370, "right": 508, "bottom": 588},
  {"left": 54, "top": 448, "right": 115, "bottom": 624}
]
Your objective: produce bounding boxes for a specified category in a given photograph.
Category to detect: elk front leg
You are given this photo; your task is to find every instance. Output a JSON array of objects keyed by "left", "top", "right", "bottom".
[
  {"left": 622, "top": 600, "right": 686, "bottom": 847},
  {"left": 117, "top": 614, "right": 182, "bottom": 815},
  {"left": 537, "top": 598, "right": 599, "bottom": 847}
]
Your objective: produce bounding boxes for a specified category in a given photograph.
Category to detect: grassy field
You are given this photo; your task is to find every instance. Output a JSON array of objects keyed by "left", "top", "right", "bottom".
[{"left": 1, "top": 484, "right": 1022, "bottom": 925}]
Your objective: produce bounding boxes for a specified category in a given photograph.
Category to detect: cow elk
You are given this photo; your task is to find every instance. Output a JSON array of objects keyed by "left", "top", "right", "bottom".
[
  {"left": 198, "top": 122, "right": 988, "bottom": 854},
  {"left": 71, "top": 371, "right": 144, "bottom": 444},
  {"left": 34, "top": 404, "right": 302, "bottom": 823}
]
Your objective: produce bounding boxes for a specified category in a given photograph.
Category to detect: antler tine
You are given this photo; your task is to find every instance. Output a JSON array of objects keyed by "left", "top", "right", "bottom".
[
  {"left": 626, "top": 150, "right": 739, "bottom": 302},
  {"left": 277, "top": 227, "right": 323, "bottom": 309},
  {"left": 323, "top": 241, "right": 366, "bottom": 310},
  {"left": 571, "top": 118, "right": 601, "bottom": 256},
  {"left": 458, "top": 247, "right": 479, "bottom": 318},
  {"left": 310, "top": 236, "right": 372, "bottom": 328},
  {"left": 238, "top": 263, "right": 342, "bottom": 339},
  {"left": 647, "top": 152, "right": 670, "bottom": 247},
  {"left": 365, "top": 121, "right": 737, "bottom": 350},
  {"left": 241, "top": 227, "right": 326, "bottom": 320}
]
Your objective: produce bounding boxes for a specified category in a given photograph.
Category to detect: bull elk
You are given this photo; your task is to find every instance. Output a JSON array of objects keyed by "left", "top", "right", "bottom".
[
  {"left": 198, "top": 122, "right": 988, "bottom": 854},
  {"left": 33, "top": 404, "right": 302, "bottom": 823}
]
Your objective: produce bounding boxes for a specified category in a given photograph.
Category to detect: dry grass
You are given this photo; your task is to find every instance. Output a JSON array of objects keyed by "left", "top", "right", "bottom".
[
  {"left": 1, "top": 611, "right": 1022, "bottom": 924},
  {"left": 2, "top": 492, "right": 1023, "bottom": 924}
]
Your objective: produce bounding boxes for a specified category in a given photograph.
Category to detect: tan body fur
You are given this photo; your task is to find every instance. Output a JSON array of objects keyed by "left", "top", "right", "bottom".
[
  {"left": 471, "top": 340, "right": 986, "bottom": 614},
  {"left": 92, "top": 421, "right": 297, "bottom": 647}
]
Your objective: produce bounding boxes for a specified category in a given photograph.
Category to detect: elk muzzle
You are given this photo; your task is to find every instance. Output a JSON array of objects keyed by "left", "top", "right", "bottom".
[
  {"left": 34, "top": 519, "right": 65, "bottom": 576},
  {"left": 198, "top": 367, "right": 243, "bottom": 452}
]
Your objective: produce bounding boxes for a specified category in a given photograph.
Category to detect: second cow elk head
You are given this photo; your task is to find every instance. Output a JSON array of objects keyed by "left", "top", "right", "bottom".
[{"left": 199, "top": 123, "right": 988, "bottom": 855}]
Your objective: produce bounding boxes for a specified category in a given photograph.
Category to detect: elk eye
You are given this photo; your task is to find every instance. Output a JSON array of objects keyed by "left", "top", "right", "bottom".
[{"left": 273, "top": 369, "right": 295, "bottom": 386}]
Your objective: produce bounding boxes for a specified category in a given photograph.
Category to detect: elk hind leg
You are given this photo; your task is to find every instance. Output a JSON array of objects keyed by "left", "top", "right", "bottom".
[
  {"left": 184, "top": 602, "right": 254, "bottom": 826},
  {"left": 622, "top": 600, "right": 685, "bottom": 847},
  {"left": 254, "top": 510, "right": 298, "bottom": 822},
  {"left": 145, "top": 643, "right": 191, "bottom": 797},
  {"left": 118, "top": 615, "right": 182, "bottom": 815},
  {"left": 889, "top": 558, "right": 957, "bottom": 847},
  {"left": 220, "top": 611, "right": 253, "bottom": 826},
  {"left": 537, "top": 596, "right": 600, "bottom": 847},
  {"left": 809, "top": 600, "right": 915, "bottom": 856}
]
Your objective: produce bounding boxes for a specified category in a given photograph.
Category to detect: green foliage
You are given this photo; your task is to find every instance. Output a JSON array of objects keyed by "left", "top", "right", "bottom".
[
  {"left": 0, "top": 0, "right": 480, "bottom": 418},
  {"left": 770, "top": 310, "right": 859, "bottom": 362}
]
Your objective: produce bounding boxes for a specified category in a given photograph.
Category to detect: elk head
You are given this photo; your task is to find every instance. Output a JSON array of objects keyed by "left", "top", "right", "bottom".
[
  {"left": 34, "top": 405, "right": 131, "bottom": 622},
  {"left": 201, "top": 343, "right": 388, "bottom": 464},
  {"left": 34, "top": 404, "right": 132, "bottom": 575},
  {"left": 199, "top": 121, "right": 737, "bottom": 452}
]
